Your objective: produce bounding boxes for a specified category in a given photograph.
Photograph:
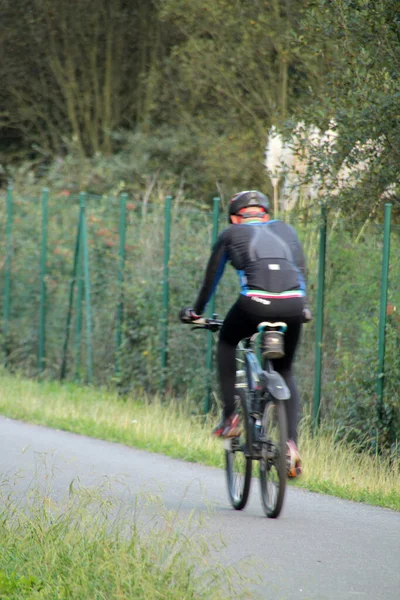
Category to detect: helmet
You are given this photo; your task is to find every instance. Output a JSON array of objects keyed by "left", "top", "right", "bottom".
[{"left": 228, "top": 190, "right": 270, "bottom": 222}]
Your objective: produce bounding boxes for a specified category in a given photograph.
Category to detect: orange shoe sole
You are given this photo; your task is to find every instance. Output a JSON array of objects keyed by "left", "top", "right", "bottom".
[
  {"left": 224, "top": 427, "right": 241, "bottom": 438},
  {"left": 287, "top": 465, "right": 303, "bottom": 479}
]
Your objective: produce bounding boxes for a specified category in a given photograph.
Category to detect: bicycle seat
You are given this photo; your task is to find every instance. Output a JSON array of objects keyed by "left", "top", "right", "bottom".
[{"left": 257, "top": 321, "right": 287, "bottom": 331}]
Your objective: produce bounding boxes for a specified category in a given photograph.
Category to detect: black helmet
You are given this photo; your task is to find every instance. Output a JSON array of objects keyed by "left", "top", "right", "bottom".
[{"left": 228, "top": 190, "right": 270, "bottom": 222}]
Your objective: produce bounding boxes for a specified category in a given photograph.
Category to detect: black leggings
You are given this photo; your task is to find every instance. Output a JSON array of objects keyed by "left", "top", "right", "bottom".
[{"left": 217, "top": 295, "right": 303, "bottom": 443}]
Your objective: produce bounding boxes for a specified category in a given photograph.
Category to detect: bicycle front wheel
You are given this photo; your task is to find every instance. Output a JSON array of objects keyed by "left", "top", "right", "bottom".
[
  {"left": 225, "top": 388, "right": 252, "bottom": 510},
  {"left": 259, "top": 399, "right": 288, "bottom": 518}
]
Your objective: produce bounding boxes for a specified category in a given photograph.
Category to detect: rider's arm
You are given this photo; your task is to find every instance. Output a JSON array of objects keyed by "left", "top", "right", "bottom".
[{"left": 193, "top": 230, "right": 229, "bottom": 315}]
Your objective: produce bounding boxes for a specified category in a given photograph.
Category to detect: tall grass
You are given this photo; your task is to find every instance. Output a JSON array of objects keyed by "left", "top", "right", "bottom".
[
  {"left": 0, "top": 464, "right": 253, "bottom": 599},
  {"left": 297, "top": 421, "right": 400, "bottom": 508},
  {"left": 0, "top": 371, "right": 399, "bottom": 511}
]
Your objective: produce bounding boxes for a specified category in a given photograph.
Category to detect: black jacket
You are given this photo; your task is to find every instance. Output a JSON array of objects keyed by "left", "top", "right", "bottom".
[{"left": 193, "top": 220, "right": 307, "bottom": 315}]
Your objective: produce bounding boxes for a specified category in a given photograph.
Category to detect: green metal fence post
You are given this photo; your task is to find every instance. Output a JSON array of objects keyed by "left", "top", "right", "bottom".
[
  {"left": 38, "top": 188, "right": 48, "bottom": 374},
  {"left": 313, "top": 205, "right": 327, "bottom": 432},
  {"left": 376, "top": 203, "right": 392, "bottom": 417},
  {"left": 60, "top": 208, "right": 82, "bottom": 380},
  {"left": 115, "top": 193, "right": 127, "bottom": 376},
  {"left": 204, "top": 197, "right": 220, "bottom": 414},
  {"left": 160, "top": 195, "right": 172, "bottom": 393},
  {"left": 80, "top": 192, "right": 93, "bottom": 384},
  {"left": 3, "top": 186, "right": 12, "bottom": 367},
  {"left": 74, "top": 236, "right": 83, "bottom": 380}
]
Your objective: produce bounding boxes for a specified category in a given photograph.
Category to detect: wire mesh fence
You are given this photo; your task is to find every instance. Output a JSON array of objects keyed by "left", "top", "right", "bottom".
[{"left": 0, "top": 187, "right": 399, "bottom": 446}]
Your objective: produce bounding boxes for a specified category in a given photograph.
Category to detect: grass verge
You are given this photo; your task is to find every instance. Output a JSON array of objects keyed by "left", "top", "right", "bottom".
[
  {"left": 0, "top": 372, "right": 399, "bottom": 511},
  {"left": 0, "top": 464, "right": 252, "bottom": 599}
]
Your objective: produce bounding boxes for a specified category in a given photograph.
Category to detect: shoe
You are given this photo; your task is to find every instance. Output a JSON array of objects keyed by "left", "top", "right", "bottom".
[
  {"left": 287, "top": 439, "right": 303, "bottom": 478},
  {"left": 212, "top": 413, "right": 241, "bottom": 438}
]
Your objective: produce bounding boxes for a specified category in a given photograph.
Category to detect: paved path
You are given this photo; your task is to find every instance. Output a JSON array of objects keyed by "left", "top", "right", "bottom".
[{"left": 1, "top": 416, "right": 399, "bottom": 599}]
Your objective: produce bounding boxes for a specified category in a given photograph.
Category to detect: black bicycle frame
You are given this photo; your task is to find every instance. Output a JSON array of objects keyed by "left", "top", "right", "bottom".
[{"left": 237, "top": 335, "right": 290, "bottom": 451}]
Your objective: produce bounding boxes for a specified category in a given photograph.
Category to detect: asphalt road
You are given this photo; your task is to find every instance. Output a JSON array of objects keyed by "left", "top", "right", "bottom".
[{"left": 1, "top": 416, "right": 399, "bottom": 600}]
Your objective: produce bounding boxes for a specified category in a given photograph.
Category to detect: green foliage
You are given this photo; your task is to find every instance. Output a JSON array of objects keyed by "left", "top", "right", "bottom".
[
  {"left": 158, "top": 0, "right": 320, "bottom": 196},
  {"left": 0, "top": 0, "right": 162, "bottom": 156},
  {"left": 1, "top": 188, "right": 400, "bottom": 451},
  {"left": 160, "top": 0, "right": 317, "bottom": 119},
  {"left": 0, "top": 0, "right": 326, "bottom": 199},
  {"left": 2, "top": 0, "right": 398, "bottom": 211},
  {"left": 1, "top": 0, "right": 400, "bottom": 462},
  {"left": 3, "top": 130, "right": 196, "bottom": 198},
  {"left": 311, "top": 222, "right": 400, "bottom": 452},
  {"left": 289, "top": 0, "right": 400, "bottom": 216},
  {"left": 0, "top": 571, "right": 40, "bottom": 597}
]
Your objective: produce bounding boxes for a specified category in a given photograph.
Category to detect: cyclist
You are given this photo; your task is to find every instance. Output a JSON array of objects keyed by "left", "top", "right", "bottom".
[{"left": 180, "top": 190, "right": 311, "bottom": 477}]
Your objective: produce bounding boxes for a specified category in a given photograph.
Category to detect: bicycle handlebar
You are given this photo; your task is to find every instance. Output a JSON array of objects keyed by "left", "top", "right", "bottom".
[{"left": 184, "top": 316, "right": 224, "bottom": 332}]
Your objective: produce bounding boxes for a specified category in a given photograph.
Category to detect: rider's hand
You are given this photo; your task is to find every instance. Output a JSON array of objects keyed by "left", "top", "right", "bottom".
[
  {"left": 179, "top": 307, "right": 201, "bottom": 323},
  {"left": 302, "top": 307, "right": 312, "bottom": 323}
]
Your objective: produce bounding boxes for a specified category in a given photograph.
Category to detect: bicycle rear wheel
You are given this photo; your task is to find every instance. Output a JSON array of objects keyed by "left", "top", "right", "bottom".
[
  {"left": 259, "top": 398, "right": 288, "bottom": 518},
  {"left": 225, "top": 388, "right": 252, "bottom": 510}
]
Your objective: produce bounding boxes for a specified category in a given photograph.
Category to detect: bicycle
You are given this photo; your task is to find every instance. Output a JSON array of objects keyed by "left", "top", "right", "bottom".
[{"left": 188, "top": 314, "right": 289, "bottom": 518}]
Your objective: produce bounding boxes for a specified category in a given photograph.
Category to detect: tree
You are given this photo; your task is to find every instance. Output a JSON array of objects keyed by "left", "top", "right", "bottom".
[
  {"left": 158, "top": 0, "right": 322, "bottom": 197},
  {"left": 0, "top": 0, "right": 163, "bottom": 156},
  {"left": 287, "top": 0, "right": 400, "bottom": 217}
]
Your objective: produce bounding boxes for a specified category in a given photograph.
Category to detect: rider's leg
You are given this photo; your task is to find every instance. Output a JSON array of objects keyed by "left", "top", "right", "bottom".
[
  {"left": 217, "top": 339, "right": 237, "bottom": 418},
  {"left": 271, "top": 316, "right": 303, "bottom": 476},
  {"left": 272, "top": 319, "right": 302, "bottom": 443},
  {"left": 276, "top": 366, "right": 300, "bottom": 443},
  {"left": 212, "top": 302, "right": 250, "bottom": 436},
  {"left": 217, "top": 299, "right": 253, "bottom": 419}
]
